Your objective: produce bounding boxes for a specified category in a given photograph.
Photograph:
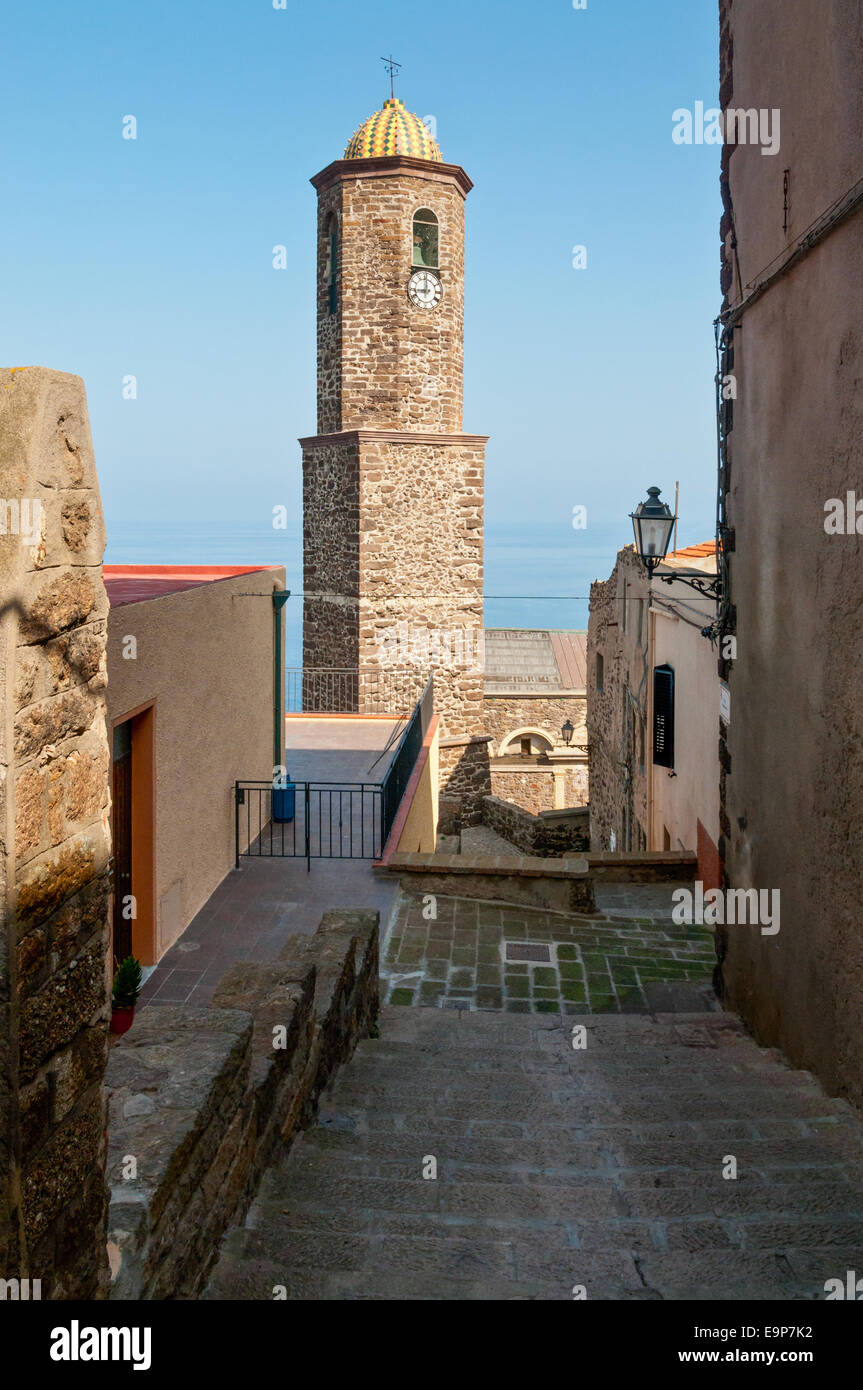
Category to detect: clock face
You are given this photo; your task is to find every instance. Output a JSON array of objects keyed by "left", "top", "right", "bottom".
[{"left": 407, "top": 269, "right": 443, "bottom": 310}]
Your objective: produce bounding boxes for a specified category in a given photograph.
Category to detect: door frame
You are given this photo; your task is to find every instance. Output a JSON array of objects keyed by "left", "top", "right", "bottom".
[{"left": 110, "top": 701, "right": 157, "bottom": 966}]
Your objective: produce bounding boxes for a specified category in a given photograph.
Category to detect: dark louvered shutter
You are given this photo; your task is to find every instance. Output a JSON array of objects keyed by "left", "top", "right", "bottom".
[{"left": 653, "top": 665, "right": 675, "bottom": 768}]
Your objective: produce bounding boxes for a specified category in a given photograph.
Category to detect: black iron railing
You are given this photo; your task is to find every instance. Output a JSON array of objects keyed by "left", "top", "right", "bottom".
[
  {"left": 286, "top": 667, "right": 426, "bottom": 717},
  {"left": 236, "top": 675, "right": 433, "bottom": 869},
  {"left": 235, "top": 780, "right": 382, "bottom": 871},
  {"left": 380, "top": 676, "right": 434, "bottom": 850}
]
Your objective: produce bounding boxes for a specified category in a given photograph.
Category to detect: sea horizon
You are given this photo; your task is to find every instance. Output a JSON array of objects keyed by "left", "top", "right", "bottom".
[{"left": 104, "top": 516, "right": 715, "bottom": 671}]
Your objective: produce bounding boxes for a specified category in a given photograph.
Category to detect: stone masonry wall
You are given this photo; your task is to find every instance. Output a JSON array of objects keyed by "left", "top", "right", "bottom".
[
  {"left": 482, "top": 692, "right": 587, "bottom": 756},
  {"left": 0, "top": 367, "right": 111, "bottom": 1299},
  {"left": 315, "top": 166, "right": 467, "bottom": 434},
  {"left": 481, "top": 795, "right": 590, "bottom": 856},
  {"left": 489, "top": 764, "right": 588, "bottom": 815},
  {"left": 587, "top": 546, "right": 649, "bottom": 853},
  {"left": 302, "top": 439, "right": 360, "bottom": 676},
  {"left": 357, "top": 437, "right": 484, "bottom": 735}
]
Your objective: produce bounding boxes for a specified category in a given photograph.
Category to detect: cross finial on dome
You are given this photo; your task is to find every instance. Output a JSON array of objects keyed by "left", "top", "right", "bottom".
[{"left": 380, "top": 53, "right": 402, "bottom": 100}]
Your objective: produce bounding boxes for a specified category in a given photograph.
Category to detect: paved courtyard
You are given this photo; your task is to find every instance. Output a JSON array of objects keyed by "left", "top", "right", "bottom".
[{"left": 381, "top": 886, "right": 716, "bottom": 1014}]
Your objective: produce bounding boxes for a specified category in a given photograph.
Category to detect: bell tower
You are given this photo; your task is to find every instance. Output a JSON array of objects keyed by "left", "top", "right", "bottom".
[{"left": 301, "top": 97, "right": 487, "bottom": 736}]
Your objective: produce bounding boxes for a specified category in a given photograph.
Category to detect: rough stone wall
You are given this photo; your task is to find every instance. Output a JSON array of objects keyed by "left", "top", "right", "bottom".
[
  {"left": 587, "top": 547, "right": 649, "bottom": 852},
  {"left": 302, "top": 433, "right": 484, "bottom": 728},
  {"left": 489, "top": 764, "right": 588, "bottom": 815},
  {"left": 482, "top": 692, "right": 587, "bottom": 755},
  {"left": 302, "top": 439, "right": 360, "bottom": 675},
  {"left": 357, "top": 437, "right": 484, "bottom": 735},
  {"left": 0, "top": 367, "right": 111, "bottom": 1298},
  {"left": 315, "top": 167, "right": 467, "bottom": 434},
  {"left": 437, "top": 738, "right": 491, "bottom": 826},
  {"left": 716, "top": 0, "right": 863, "bottom": 1107},
  {"left": 304, "top": 160, "right": 485, "bottom": 746},
  {"left": 481, "top": 795, "right": 589, "bottom": 855}
]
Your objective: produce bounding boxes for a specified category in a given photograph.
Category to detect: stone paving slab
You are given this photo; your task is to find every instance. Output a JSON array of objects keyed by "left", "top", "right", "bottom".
[
  {"left": 382, "top": 888, "right": 716, "bottom": 1013},
  {"left": 205, "top": 1003, "right": 863, "bottom": 1302}
]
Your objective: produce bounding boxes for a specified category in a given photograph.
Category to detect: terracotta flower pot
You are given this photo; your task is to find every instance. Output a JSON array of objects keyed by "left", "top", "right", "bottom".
[{"left": 110, "top": 1004, "right": 135, "bottom": 1035}]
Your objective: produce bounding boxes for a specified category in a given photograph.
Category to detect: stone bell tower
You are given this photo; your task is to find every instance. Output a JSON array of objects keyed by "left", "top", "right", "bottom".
[{"left": 301, "top": 96, "right": 487, "bottom": 736}]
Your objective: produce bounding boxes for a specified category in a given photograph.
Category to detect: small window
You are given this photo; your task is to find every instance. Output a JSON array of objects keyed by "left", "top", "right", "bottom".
[
  {"left": 653, "top": 664, "right": 675, "bottom": 768},
  {"left": 325, "top": 217, "right": 339, "bottom": 315},
  {"left": 596, "top": 652, "right": 604, "bottom": 692},
  {"left": 412, "top": 208, "right": 439, "bottom": 268}
]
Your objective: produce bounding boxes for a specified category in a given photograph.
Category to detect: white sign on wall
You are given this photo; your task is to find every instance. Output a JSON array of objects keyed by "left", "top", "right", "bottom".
[{"left": 719, "top": 681, "right": 731, "bottom": 725}]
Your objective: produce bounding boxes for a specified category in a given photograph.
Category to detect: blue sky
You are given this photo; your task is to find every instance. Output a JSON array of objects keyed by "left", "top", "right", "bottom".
[{"left": 2, "top": 0, "right": 720, "bottom": 541}]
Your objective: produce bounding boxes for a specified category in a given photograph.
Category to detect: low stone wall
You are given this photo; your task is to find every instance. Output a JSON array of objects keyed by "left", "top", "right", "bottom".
[
  {"left": 105, "top": 909, "right": 378, "bottom": 1300},
  {"left": 381, "top": 852, "right": 596, "bottom": 915},
  {"left": 378, "top": 849, "right": 697, "bottom": 920},
  {"left": 482, "top": 795, "right": 590, "bottom": 856}
]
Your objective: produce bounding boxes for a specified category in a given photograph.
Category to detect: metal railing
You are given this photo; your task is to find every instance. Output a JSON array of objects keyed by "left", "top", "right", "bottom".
[
  {"left": 380, "top": 676, "right": 434, "bottom": 850},
  {"left": 285, "top": 667, "right": 427, "bottom": 717},
  {"left": 235, "top": 780, "right": 383, "bottom": 871},
  {"left": 236, "top": 675, "right": 433, "bottom": 870}
]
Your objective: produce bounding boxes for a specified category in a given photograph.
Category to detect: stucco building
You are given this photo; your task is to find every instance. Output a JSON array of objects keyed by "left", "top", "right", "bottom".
[
  {"left": 587, "top": 542, "right": 721, "bottom": 884},
  {"left": 104, "top": 565, "right": 287, "bottom": 967},
  {"left": 716, "top": 0, "right": 863, "bottom": 1105}
]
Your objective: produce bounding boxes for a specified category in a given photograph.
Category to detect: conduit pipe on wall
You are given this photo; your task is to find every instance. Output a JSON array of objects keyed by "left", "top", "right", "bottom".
[{"left": 272, "top": 591, "right": 290, "bottom": 771}]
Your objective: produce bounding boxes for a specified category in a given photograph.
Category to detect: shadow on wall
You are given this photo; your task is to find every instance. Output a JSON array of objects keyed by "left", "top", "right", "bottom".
[{"left": 439, "top": 739, "right": 492, "bottom": 827}]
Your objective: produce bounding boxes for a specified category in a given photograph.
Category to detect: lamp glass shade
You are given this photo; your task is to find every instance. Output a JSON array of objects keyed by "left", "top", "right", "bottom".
[
  {"left": 630, "top": 487, "right": 675, "bottom": 570},
  {"left": 561, "top": 719, "right": 574, "bottom": 746}
]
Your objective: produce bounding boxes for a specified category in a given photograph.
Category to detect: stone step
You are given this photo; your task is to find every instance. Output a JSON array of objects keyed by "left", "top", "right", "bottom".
[{"left": 204, "top": 996, "right": 863, "bottom": 1301}]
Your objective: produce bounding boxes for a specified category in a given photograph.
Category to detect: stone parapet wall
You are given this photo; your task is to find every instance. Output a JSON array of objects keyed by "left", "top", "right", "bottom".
[
  {"left": 381, "top": 852, "right": 596, "bottom": 915},
  {"left": 106, "top": 910, "right": 379, "bottom": 1300},
  {"left": 0, "top": 367, "right": 111, "bottom": 1299},
  {"left": 481, "top": 796, "right": 590, "bottom": 856}
]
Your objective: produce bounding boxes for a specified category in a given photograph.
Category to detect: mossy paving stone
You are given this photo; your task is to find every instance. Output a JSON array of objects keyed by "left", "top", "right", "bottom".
[
  {"left": 533, "top": 967, "right": 557, "bottom": 987},
  {"left": 390, "top": 988, "right": 415, "bottom": 1006},
  {"left": 504, "top": 973, "right": 531, "bottom": 995}
]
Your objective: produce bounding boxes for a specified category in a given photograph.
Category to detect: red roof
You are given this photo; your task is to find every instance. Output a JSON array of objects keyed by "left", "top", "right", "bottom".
[
  {"left": 103, "top": 565, "right": 282, "bottom": 607},
  {"left": 664, "top": 541, "right": 717, "bottom": 562}
]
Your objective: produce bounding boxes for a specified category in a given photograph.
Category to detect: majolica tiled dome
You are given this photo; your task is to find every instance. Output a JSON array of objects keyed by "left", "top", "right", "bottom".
[{"left": 344, "top": 97, "right": 442, "bottom": 161}]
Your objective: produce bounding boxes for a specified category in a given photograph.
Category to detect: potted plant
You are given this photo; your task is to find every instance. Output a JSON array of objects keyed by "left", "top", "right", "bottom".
[{"left": 110, "top": 956, "right": 143, "bottom": 1035}]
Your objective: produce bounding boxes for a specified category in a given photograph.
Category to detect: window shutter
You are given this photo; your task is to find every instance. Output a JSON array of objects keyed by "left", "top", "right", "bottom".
[{"left": 653, "top": 665, "right": 675, "bottom": 768}]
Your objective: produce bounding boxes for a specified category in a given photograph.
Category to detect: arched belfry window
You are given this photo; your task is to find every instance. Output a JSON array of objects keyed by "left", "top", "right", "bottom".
[
  {"left": 325, "top": 215, "right": 339, "bottom": 314},
  {"left": 412, "top": 208, "right": 439, "bottom": 269}
]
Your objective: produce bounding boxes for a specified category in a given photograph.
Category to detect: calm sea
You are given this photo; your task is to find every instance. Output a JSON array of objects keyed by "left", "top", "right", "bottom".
[{"left": 104, "top": 519, "right": 713, "bottom": 670}]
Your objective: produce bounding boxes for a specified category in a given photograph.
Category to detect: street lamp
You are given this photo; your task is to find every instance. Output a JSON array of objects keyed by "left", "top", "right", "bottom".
[
  {"left": 630, "top": 485, "right": 722, "bottom": 605},
  {"left": 630, "top": 486, "right": 676, "bottom": 576},
  {"left": 561, "top": 719, "right": 574, "bottom": 747}
]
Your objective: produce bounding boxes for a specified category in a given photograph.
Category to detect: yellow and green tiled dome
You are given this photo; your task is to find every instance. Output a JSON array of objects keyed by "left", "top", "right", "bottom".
[{"left": 344, "top": 97, "right": 442, "bottom": 162}]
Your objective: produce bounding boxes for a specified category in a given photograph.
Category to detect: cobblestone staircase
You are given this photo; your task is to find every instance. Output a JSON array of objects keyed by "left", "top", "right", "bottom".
[{"left": 205, "top": 1003, "right": 863, "bottom": 1300}]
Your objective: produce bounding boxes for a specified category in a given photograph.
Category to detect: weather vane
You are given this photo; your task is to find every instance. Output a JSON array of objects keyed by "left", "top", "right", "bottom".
[{"left": 380, "top": 54, "right": 402, "bottom": 100}]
